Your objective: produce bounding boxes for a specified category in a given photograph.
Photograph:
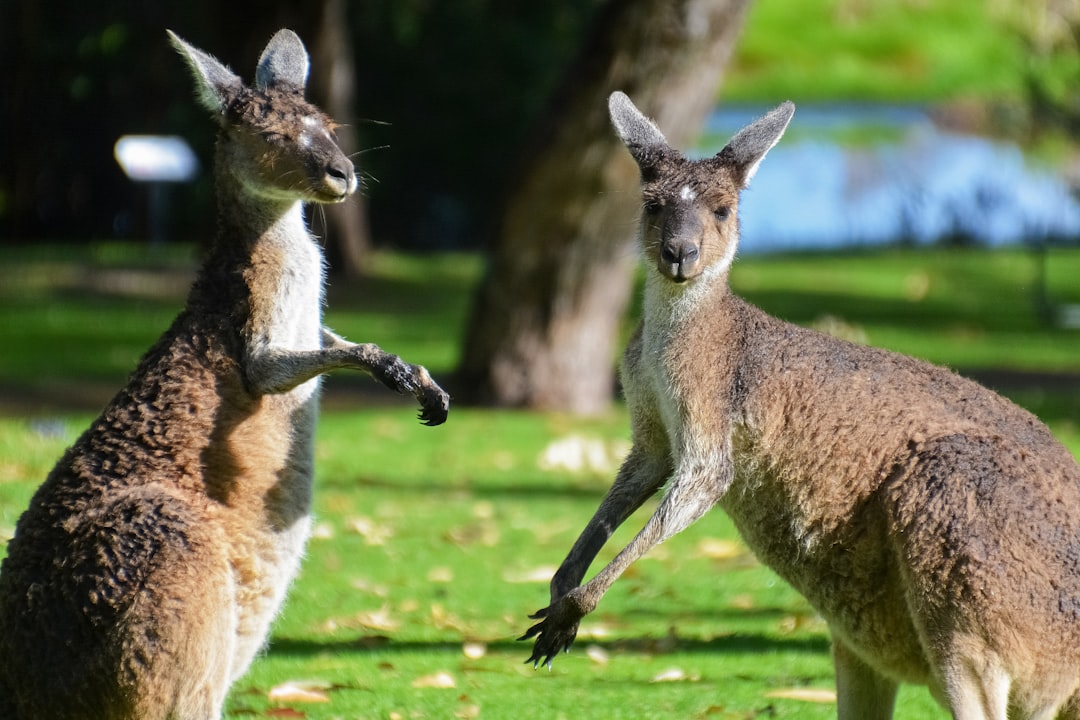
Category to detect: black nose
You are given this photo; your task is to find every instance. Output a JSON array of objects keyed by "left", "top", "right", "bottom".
[
  {"left": 327, "top": 159, "right": 353, "bottom": 183},
  {"left": 661, "top": 243, "right": 699, "bottom": 266}
]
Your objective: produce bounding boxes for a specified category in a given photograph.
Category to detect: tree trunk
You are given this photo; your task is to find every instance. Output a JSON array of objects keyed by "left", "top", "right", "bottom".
[
  {"left": 307, "top": 0, "right": 372, "bottom": 276},
  {"left": 457, "top": 0, "right": 753, "bottom": 414}
]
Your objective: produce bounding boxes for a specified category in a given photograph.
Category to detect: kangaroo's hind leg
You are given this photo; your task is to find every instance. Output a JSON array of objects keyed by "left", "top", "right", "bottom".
[
  {"left": 833, "top": 637, "right": 898, "bottom": 720},
  {"left": 96, "top": 486, "right": 238, "bottom": 720}
]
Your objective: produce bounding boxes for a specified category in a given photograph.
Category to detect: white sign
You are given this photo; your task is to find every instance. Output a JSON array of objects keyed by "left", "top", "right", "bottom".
[{"left": 114, "top": 135, "right": 199, "bottom": 182}]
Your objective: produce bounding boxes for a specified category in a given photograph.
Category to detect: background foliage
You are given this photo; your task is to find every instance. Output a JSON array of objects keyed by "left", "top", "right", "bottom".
[{"left": 2, "top": 0, "right": 1075, "bottom": 251}]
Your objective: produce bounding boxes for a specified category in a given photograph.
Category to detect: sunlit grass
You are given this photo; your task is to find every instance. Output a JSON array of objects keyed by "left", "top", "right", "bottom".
[{"left": 724, "top": 0, "right": 1035, "bottom": 103}]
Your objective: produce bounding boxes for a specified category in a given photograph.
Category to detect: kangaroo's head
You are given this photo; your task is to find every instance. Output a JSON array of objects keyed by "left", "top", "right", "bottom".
[
  {"left": 609, "top": 92, "right": 793, "bottom": 285},
  {"left": 169, "top": 29, "right": 357, "bottom": 204}
]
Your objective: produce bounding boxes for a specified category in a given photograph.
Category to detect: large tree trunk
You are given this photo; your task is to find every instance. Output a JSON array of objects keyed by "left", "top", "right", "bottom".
[{"left": 457, "top": 0, "right": 752, "bottom": 414}]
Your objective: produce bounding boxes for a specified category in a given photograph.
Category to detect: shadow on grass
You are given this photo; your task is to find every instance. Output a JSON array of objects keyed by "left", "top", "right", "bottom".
[{"left": 265, "top": 632, "right": 830, "bottom": 660}]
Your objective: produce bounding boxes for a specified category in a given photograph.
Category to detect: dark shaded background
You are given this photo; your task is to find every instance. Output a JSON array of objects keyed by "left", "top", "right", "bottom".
[{"left": 0, "top": 1, "right": 602, "bottom": 249}]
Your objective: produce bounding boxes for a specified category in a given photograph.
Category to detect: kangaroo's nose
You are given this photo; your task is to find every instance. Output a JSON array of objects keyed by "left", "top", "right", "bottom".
[
  {"left": 661, "top": 243, "right": 698, "bottom": 267},
  {"left": 660, "top": 241, "right": 700, "bottom": 282},
  {"left": 324, "top": 157, "right": 357, "bottom": 198}
]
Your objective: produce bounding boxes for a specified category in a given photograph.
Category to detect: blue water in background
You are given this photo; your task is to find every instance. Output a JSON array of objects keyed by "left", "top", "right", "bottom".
[{"left": 699, "top": 105, "right": 1080, "bottom": 253}]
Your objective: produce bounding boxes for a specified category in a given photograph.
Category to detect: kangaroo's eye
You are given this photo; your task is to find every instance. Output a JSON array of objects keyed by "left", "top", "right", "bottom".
[
  {"left": 643, "top": 200, "right": 663, "bottom": 215},
  {"left": 714, "top": 206, "right": 731, "bottom": 222}
]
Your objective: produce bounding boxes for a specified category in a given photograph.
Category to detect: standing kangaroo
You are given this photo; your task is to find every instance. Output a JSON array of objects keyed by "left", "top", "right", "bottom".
[
  {"left": 522, "top": 91, "right": 1080, "bottom": 720},
  {"left": 0, "top": 30, "right": 449, "bottom": 720}
]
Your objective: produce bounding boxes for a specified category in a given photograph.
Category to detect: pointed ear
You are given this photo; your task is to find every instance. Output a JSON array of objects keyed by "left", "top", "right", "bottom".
[
  {"left": 255, "top": 29, "right": 310, "bottom": 92},
  {"left": 167, "top": 30, "right": 243, "bottom": 115},
  {"left": 719, "top": 101, "right": 794, "bottom": 187},
  {"left": 608, "top": 91, "right": 671, "bottom": 169}
]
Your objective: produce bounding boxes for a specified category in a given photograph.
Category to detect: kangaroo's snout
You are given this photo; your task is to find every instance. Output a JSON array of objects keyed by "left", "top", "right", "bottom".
[
  {"left": 659, "top": 239, "right": 700, "bottom": 282},
  {"left": 659, "top": 205, "right": 703, "bottom": 282},
  {"left": 323, "top": 156, "right": 357, "bottom": 200}
]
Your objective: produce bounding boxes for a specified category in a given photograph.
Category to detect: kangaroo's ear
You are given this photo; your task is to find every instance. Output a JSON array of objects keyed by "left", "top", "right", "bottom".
[
  {"left": 168, "top": 30, "right": 243, "bottom": 115},
  {"left": 255, "top": 29, "right": 310, "bottom": 92},
  {"left": 718, "top": 101, "right": 794, "bottom": 188},
  {"left": 609, "top": 91, "right": 672, "bottom": 171}
]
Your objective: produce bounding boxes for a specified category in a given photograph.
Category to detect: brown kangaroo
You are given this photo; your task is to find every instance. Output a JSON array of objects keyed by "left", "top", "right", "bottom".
[
  {"left": 522, "top": 91, "right": 1080, "bottom": 720},
  {"left": 0, "top": 29, "right": 449, "bottom": 720}
]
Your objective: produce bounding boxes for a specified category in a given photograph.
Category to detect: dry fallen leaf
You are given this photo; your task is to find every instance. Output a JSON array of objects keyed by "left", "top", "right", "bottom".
[
  {"left": 426, "top": 566, "right": 454, "bottom": 583},
  {"left": 412, "top": 671, "right": 456, "bottom": 689},
  {"left": 346, "top": 516, "right": 393, "bottom": 545},
  {"left": 472, "top": 501, "right": 495, "bottom": 519},
  {"left": 354, "top": 605, "right": 400, "bottom": 632},
  {"left": 445, "top": 520, "right": 500, "bottom": 547},
  {"left": 502, "top": 565, "right": 557, "bottom": 584},
  {"left": 695, "top": 538, "right": 745, "bottom": 560},
  {"left": 650, "top": 667, "right": 700, "bottom": 683},
  {"left": 350, "top": 577, "right": 389, "bottom": 597},
  {"left": 456, "top": 703, "right": 481, "bottom": 719},
  {"left": 537, "top": 435, "right": 631, "bottom": 474},
  {"left": 577, "top": 621, "right": 614, "bottom": 640},
  {"left": 585, "top": 644, "right": 609, "bottom": 665},
  {"left": 765, "top": 688, "right": 837, "bottom": 703},
  {"left": 430, "top": 603, "right": 469, "bottom": 632},
  {"left": 267, "top": 681, "right": 330, "bottom": 704},
  {"left": 462, "top": 642, "right": 487, "bottom": 659}
]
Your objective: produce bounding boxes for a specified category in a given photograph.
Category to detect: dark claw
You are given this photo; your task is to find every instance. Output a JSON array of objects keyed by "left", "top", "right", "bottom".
[
  {"left": 417, "top": 386, "right": 450, "bottom": 426},
  {"left": 519, "top": 602, "right": 580, "bottom": 670}
]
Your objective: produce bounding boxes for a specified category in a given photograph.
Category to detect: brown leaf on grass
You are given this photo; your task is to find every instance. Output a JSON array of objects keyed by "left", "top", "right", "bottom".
[
  {"left": 462, "top": 641, "right": 487, "bottom": 659},
  {"left": 346, "top": 516, "right": 393, "bottom": 545},
  {"left": 411, "top": 671, "right": 456, "bottom": 688},
  {"left": 427, "top": 566, "right": 454, "bottom": 583},
  {"left": 267, "top": 681, "right": 330, "bottom": 704},
  {"left": 537, "top": 435, "right": 631, "bottom": 474},
  {"left": 765, "top": 687, "right": 837, "bottom": 703},
  {"left": 472, "top": 500, "right": 495, "bottom": 519},
  {"left": 456, "top": 703, "right": 481, "bottom": 719},
  {"left": 728, "top": 593, "right": 756, "bottom": 610},
  {"left": 445, "top": 520, "right": 500, "bottom": 547},
  {"left": 502, "top": 565, "right": 557, "bottom": 584},
  {"left": 350, "top": 577, "right": 390, "bottom": 597},
  {"left": 576, "top": 621, "right": 615, "bottom": 640},
  {"left": 430, "top": 603, "right": 469, "bottom": 633},
  {"left": 585, "top": 644, "right": 609, "bottom": 665},
  {"left": 650, "top": 667, "right": 700, "bottom": 683},
  {"left": 695, "top": 538, "right": 745, "bottom": 560},
  {"left": 355, "top": 605, "right": 400, "bottom": 632}
]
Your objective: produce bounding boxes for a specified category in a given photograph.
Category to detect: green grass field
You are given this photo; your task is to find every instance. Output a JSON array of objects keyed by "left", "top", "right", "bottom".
[
  {"left": 0, "top": 244, "right": 1078, "bottom": 718},
  {"left": 723, "top": 0, "right": 1063, "bottom": 104}
]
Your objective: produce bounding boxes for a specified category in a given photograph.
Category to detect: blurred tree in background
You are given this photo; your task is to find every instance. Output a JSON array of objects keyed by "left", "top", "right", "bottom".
[{"left": 457, "top": 0, "right": 753, "bottom": 412}]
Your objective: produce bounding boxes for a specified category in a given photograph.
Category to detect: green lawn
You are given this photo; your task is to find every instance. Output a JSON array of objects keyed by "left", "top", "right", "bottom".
[
  {"left": 1, "top": 244, "right": 1079, "bottom": 718},
  {"left": 723, "top": 0, "right": 1061, "bottom": 104}
]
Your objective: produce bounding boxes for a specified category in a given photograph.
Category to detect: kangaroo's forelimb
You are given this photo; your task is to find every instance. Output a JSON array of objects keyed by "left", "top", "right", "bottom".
[{"left": 247, "top": 328, "right": 449, "bottom": 425}]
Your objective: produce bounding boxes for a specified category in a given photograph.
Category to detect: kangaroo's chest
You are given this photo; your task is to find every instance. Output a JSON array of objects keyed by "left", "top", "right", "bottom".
[{"left": 245, "top": 230, "right": 326, "bottom": 397}]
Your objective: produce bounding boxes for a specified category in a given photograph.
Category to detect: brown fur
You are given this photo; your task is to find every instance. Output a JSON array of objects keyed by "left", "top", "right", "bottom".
[
  {"left": 0, "top": 30, "right": 448, "bottom": 720},
  {"left": 523, "top": 92, "right": 1080, "bottom": 720}
]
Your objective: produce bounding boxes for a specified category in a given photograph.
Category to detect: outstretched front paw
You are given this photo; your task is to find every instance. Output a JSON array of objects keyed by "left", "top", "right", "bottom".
[
  {"left": 416, "top": 371, "right": 450, "bottom": 427},
  {"left": 519, "top": 589, "right": 589, "bottom": 670},
  {"left": 371, "top": 353, "right": 449, "bottom": 426}
]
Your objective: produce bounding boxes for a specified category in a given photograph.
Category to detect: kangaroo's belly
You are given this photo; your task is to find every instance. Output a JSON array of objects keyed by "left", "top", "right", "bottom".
[
  {"left": 719, "top": 457, "right": 933, "bottom": 685},
  {"left": 203, "top": 382, "right": 320, "bottom": 677}
]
